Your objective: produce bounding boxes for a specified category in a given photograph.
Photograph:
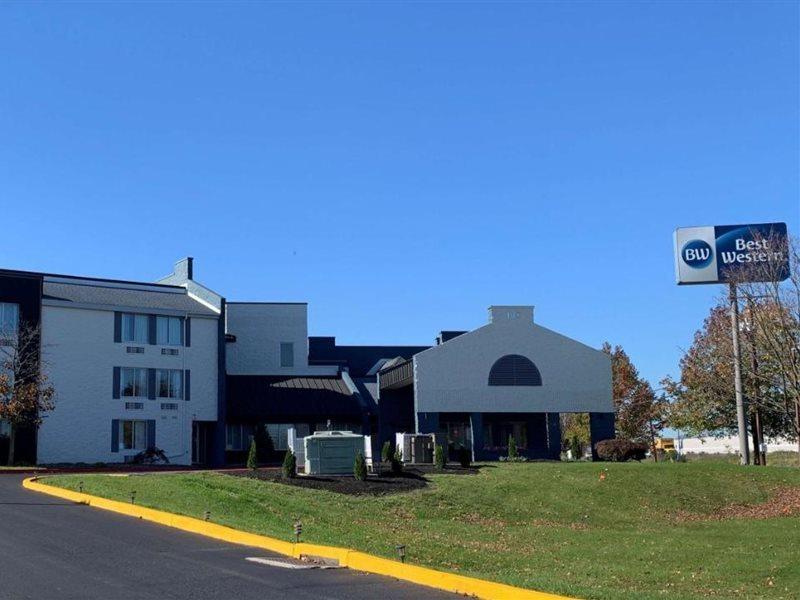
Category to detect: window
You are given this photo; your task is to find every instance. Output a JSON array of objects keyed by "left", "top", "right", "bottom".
[
  {"left": 120, "top": 420, "right": 147, "bottom": 451},
  {"left": 488, "top": 355, "right": 542, "bottom": 386},
  {"left": 280, "top": 342, "right": 294, "bottom": 368},
  {"left": 0, "top": 302, "right": 19, "bottom": 343},
  {"left": 156, "top": 316, "right": 182, "bottom": 346},
  {"left": 266, "top": 423, "right": 293, "bottom": 451},
  {"left": 120, "top": 367, "right": 148, "bottom": 398},
  {"left": 225, "top": 423, "right": 253, "bottom": 451},
  {"left": 121, "top": 313, "right": 148, "bottom": 344},
  {"left": 157, "top": 369, "right": 182, "bottom": 399}
]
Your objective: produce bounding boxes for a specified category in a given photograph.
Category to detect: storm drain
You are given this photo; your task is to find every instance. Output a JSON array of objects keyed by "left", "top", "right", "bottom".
[{"left": 246, "top": 556, "right": 340, "bottom": 570}]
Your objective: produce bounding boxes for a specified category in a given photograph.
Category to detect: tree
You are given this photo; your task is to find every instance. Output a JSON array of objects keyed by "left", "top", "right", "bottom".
[
  {"left": 381, "top": 440, "right": 393, "bottom": 464},
  {"left": 353, "top": 452, "right": 367, "bottom": 481},
  {"left": 561, "top": 413, "right": 589, "bottom": 457},
  {"left": 246, "top": 438, "right": 258, "bottom": 470},
  {"left": 602, "top": 342, "right": 667, "bottom": 459},
  {"left": 663, "top": 306, "right": 744, "bottom": 437},
  {"left": 0, "top": 324, "right": 55, "bottom": 466},
  {"left": 727, "top": 232, "right": 800, "bottom": 463},
  {"left": 434, "top": 444, "right": 445, "bottom": 470},
  {"left": 254, "top": 423, "right": 274, "bottom": 463},
  {"left": 507, "top": 434, "right": 518, "bottom": 459},
  {"left": 282, "top": 449, "right": 296, "bottom": 478}
]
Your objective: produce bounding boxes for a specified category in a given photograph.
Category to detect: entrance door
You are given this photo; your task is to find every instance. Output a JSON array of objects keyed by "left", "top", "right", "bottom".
[
  {"left": 192, "top": 422, "right": 210, "bottom": 465},
  {"left": 441, "top": 420, "right": 472, "bottom": 459}
]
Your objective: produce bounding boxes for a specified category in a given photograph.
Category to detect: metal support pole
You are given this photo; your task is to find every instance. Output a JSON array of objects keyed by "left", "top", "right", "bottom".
[{"left": 729, "top": 284, "right": 750, "bottom": 465}]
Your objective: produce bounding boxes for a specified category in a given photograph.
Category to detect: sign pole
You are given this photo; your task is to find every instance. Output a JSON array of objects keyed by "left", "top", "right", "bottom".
[{"left": 728, "top": 283, "right": 750, "bottom": 465}]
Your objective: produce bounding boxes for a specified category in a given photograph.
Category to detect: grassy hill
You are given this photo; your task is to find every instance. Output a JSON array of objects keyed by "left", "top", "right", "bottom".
[{"left": 46, "top": 462, "right": 800, "bottom": 599}]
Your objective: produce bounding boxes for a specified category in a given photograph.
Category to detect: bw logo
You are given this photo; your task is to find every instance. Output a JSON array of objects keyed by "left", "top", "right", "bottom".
[{"left": 681, "top": 239, "right": 714, "bottom": 269}]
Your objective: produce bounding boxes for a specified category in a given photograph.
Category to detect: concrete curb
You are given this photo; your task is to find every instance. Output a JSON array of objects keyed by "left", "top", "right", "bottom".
[{"left": 23, "top": 476, "right": 575, "bottom": 600}]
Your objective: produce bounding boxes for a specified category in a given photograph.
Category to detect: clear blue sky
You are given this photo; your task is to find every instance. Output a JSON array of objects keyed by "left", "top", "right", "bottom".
[{"left": 1, "top": 2, "right": 798, "bottom": 387}]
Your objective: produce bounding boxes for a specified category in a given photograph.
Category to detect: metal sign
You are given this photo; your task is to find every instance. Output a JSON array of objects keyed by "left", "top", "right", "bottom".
[{"left": 674, "top": 222, "right": 789, "bottom": 285}]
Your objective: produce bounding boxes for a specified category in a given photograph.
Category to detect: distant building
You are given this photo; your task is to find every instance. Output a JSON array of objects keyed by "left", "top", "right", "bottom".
[{"left": 675, "top": 435, "right": 797, "bottom": 455}]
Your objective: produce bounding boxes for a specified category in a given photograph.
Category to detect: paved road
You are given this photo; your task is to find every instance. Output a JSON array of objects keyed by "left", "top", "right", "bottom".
[{"left": 0, "top": 475, "right": 455, "bottom": 600}]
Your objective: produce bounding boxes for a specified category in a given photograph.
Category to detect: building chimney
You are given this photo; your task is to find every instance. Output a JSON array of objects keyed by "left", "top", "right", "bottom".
[
  {"left": 174, "top": 257, "right": 194, "bottom": 281},
  {"left": 488, "top": 305, "right": 534, "bottom": 324}
]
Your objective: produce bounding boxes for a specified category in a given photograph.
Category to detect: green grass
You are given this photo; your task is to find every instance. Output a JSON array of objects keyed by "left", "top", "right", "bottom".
[{"left": 45, "top": 462, "right": 800, "bottom": 600}]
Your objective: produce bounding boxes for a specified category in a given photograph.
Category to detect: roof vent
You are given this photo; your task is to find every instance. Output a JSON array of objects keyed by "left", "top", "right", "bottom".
[{"left": 488, "top": 306, "right": 534, "bottom": 324}]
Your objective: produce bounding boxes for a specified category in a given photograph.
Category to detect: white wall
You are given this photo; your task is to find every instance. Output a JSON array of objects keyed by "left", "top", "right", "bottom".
[
  {"left": 38, "top": 305, "right": 218, "bottom": 465},
  {"left": 676, "top": 435, "right": 798, "bottom": 455},
  {"left": 226, "top": 303, "right": 311, "bottom": 375},
  {"left": 414, "top": 312, "right": 612, "bottom": 414}
]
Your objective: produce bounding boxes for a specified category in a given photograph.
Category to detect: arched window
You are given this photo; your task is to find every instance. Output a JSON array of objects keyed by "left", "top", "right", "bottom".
[{"left": 488, "top": 354, "right": 542, "bottom": 386}]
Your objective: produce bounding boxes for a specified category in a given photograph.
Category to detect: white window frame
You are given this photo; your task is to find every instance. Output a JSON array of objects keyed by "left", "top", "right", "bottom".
[
  {"left": 120, "top": 367, "right": 148, "bottom": 398},
  {"left": 156, "top": 369, "right": 182, "bottom": 399},
  {"left": 119, "top": 420, "right": 148, "bottom": 451},
  {"left": 156, "top": 316, "right": 182, "bottom": 346},
  {"left": 121, "top": 313, "right": 148, "bottom": 344}
]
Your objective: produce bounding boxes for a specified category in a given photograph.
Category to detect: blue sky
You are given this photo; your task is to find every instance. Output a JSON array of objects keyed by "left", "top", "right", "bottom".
[{"left": 1, "top": 2, "right": 797, "bottom": 387}]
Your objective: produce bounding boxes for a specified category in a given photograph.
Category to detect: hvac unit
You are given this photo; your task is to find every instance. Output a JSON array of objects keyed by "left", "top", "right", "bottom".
[
  {"left": 395, "top": 433, "right": 437, "bottom": 464},
  {"left": 303, "top": 430, "right": 365, "bottom": 475}
]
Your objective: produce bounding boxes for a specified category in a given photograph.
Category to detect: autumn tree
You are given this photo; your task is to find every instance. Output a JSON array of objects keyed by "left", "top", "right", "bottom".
[
  {"left": 602, "top": 343, "right": 666, "bottom": 454},
  {"left": 662, "top": 306, "right": 741, "bottom": 437},
  {"left": 0, "top": 324, "right": 55, "bottom": 465}
]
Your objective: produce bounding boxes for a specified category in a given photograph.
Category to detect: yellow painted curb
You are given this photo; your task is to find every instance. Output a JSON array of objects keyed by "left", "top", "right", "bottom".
[{"left": 23, "top": 476, "right": 574, "bottom": 600}]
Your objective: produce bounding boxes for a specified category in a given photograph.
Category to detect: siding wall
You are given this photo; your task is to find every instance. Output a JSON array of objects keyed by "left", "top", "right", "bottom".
[
  {"left": 413, "top": 316, "right": 612, "bottom": 415},
  {"left": 225, "top": 303, "right": 322, "bottom": 375},
  {"left": 37, "top": 305, "right": 219, "bottom": 465}
]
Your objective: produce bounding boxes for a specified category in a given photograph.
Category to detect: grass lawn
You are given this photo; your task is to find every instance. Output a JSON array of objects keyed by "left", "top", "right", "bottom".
[{"left": 45, "top": 462, "right": 800, "bottom": 600}]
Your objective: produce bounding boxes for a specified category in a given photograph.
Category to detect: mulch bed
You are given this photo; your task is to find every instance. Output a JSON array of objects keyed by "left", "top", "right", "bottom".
[{"left": 228, "top": 465, "right": 486, "bottom": 496}]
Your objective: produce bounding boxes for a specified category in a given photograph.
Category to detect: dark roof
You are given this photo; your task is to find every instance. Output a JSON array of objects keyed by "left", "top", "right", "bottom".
[
  {"left": 227, "top": 375, "right": 366, "bottom": 420},
  {"left": 352, "top": 378, "right": 379, "bottom": 412},
  {"left": 43, "top": 281, "right": 218, "bottom": 316},
  {"left": 308, "top": 336, "right": 430, "bottom": 378}
]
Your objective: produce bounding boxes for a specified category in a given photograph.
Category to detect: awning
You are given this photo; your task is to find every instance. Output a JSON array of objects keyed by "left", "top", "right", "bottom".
[{"left": 226, "top": 375, "right": 366, "bottom": 421}]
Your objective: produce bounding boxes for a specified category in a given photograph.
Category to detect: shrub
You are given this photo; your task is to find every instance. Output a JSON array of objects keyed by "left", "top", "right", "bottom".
[
  {"left": 499, "top": 455, "right": 528, "bottom": 463},
  {"left": 508, "top": 435, "right": 518, "bottom": 460},
  {"left": 391, "top": 446, "right": 403, "bottom": 475},
  {"left": 282, "top": 449, "right": 297, "bottom": 478},
  {"left": 246, "top": 438, "right": 258, "bottom": 470},
  {"left": 457, "top": 445, "right": 471, "bottom": 468},
  {"left": 354, "top": 451, "right": 367, "bottom": 481},
  {"left": 132, "top": 447, "right": 169, "bottom": 465},
  {"left": 381, "top": 440, "right": 393, "bottom": 464},
  {"left": 663, "top": 449, "right": 687, "bottom": 463},
  {"left": 434, "top": 444, "right": 445, "bottom": 470},
  {"left": 570, "top": 436, "right": 583, "bottom": 460},
  {"left": 254, "top": 424, "right": 274, "bottom": 463},
  {"left": 595, "top": 439, "right": 648, "bottom": 462}
]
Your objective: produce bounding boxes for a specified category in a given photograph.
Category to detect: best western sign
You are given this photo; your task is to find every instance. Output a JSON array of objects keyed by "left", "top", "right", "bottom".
[{"left": 674, "top": 222, "right": 789, "bottom": 285}]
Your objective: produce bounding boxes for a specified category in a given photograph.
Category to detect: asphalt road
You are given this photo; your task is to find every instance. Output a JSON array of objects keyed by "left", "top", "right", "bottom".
[{"left": 0, "top": 474, "right": 455, "bottom": 600}]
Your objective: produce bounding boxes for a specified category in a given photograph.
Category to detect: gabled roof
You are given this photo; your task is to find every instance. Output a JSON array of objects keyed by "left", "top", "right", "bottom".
[{"left": 43, "top": 281, "right": 218, "bottom": 316}]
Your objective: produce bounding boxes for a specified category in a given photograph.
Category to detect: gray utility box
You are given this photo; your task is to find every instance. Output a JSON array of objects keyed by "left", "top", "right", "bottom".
[
  {"left": 396, "top": 433, "right": 437, "bottom": 464},
  {"left": 304, "top": 431, "right": 365, "bottom": 476}
]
